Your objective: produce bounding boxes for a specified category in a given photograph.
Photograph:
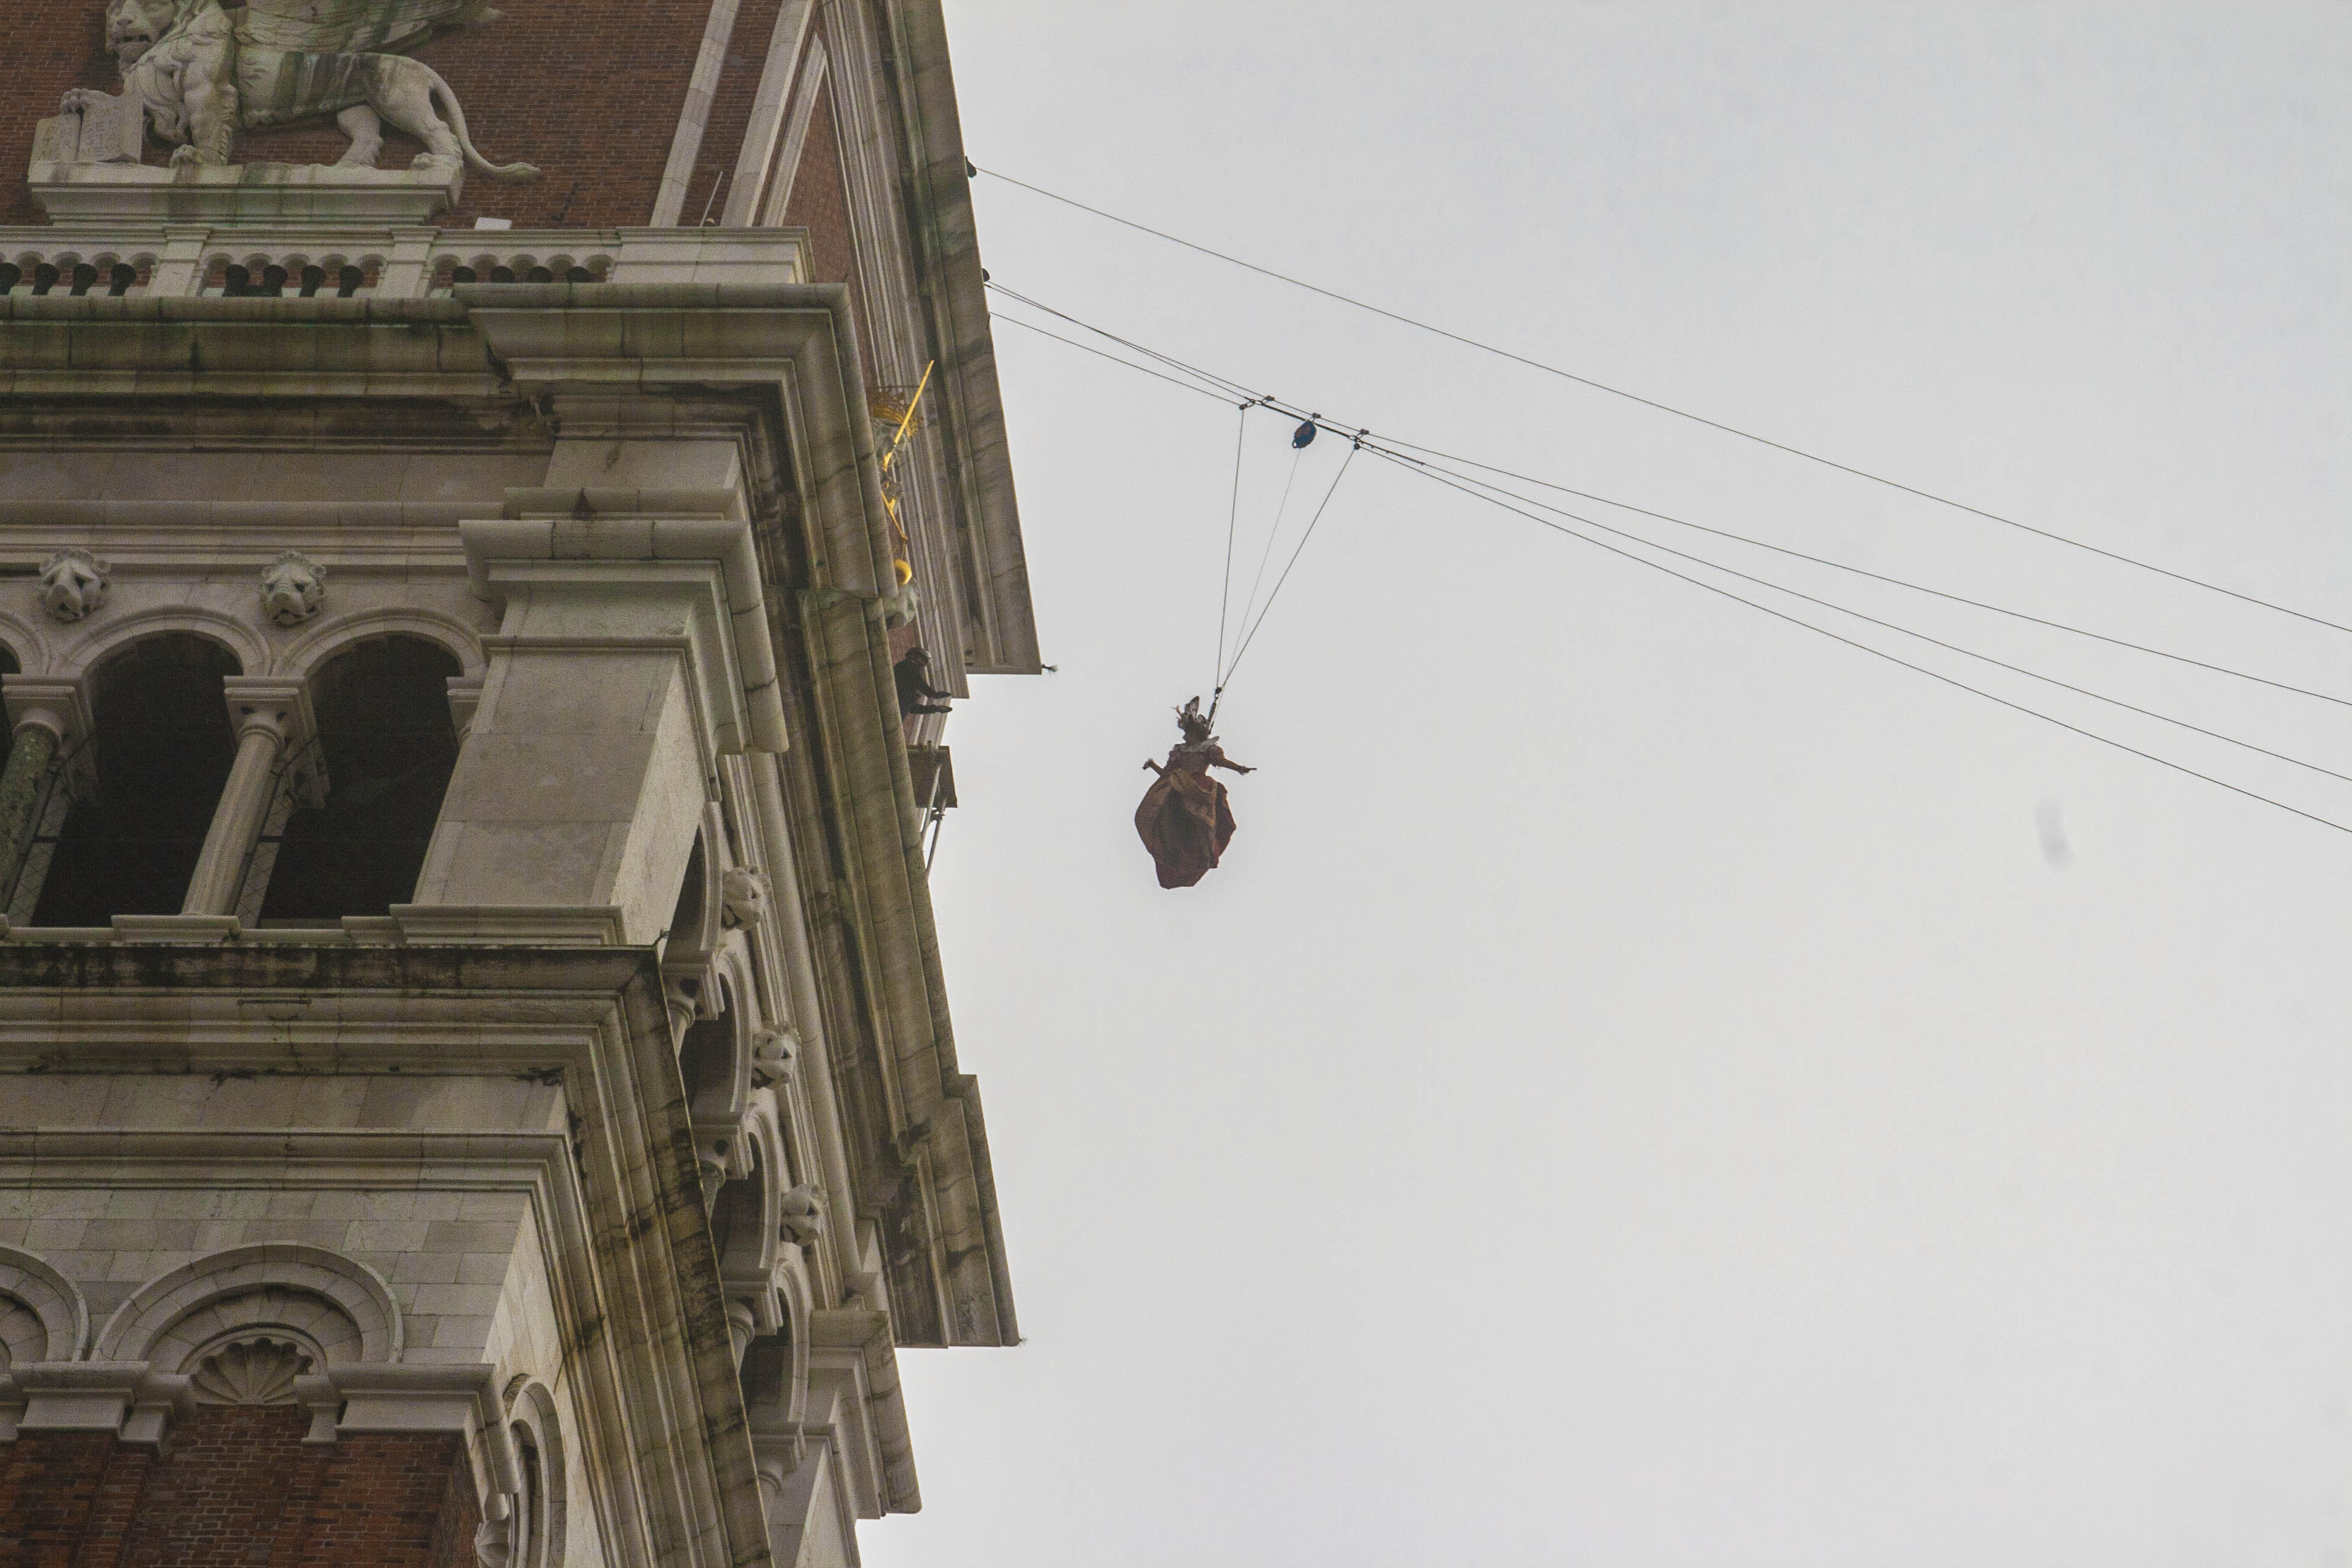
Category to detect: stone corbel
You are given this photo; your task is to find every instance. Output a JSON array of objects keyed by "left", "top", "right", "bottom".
[
  {"left": 7, "top": 1362, "right": 197, "bottom": 1453},
  {"left": 292, "top": 1373, "right": 342, "bottom": 1444},
  {"left": 445, "top": 675, "right": 485, "bottom": 743},
  {"left": 696, "top": 1119, "right": 753, "bottom": 1208},
  {"left": 663, "top": 961, "right": 724, "bottom": 1034}
]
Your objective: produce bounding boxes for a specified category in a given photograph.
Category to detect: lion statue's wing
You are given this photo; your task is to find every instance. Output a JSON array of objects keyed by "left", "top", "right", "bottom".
[{"left": 237, "top": 0, "right": 502, "bottom": 55}]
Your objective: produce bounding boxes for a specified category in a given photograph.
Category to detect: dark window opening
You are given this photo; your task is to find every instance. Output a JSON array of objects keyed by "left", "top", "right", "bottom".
[
  {"left": 679, "top": 1011, "right": 733, "bottom": 1116},
  {"left": 257, "top": 636, "right": 461, "bottom": 923},
  {"left": 32, "top": 635, "right": 240, "bottom": 925},
  {"left": 668, "top": 832, "right": 709, "bottom": 952},
  {"left": 710, "top": 1145, "right": 763, "bottom": 1276}
]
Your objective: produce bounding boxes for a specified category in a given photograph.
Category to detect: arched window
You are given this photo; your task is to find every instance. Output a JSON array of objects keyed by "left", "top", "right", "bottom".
[
  {"left": 257, "top": 635, "right": 461, "bottom": 923},
  {"left": 32, "top": 633, "right": 239, "bottom": 924},
  {"left": 509, "top": 1384, "right": 567, "bottom": 1567}
]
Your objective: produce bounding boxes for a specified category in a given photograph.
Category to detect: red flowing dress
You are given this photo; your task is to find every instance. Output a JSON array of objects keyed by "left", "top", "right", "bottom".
[{"left": 1135, "top": 740, "right": 1238, "bottom": 889}]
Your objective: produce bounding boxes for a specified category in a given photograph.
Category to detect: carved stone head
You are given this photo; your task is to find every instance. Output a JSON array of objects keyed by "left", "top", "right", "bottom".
[
  {"left": 104, "top": 0, "right": 189, "bottom": 69},
  {"left": 37, "top": 549, "right": 108, "bottom": 622},
  {"left": 259, "top": 551, "right": 325, "bottom": 626},
  {"left": 720, "top": 867, "right": 770, "bottom": 930},
  {"left": 778, "top": 1183, "right": 827, "bottom": 1246},
  {"left": 750, "top": 1027, "right": 798, "bottom": 1088}
]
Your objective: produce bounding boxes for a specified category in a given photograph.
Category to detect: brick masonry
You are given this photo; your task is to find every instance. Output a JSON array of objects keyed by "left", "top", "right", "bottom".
[
  {"left": 0, "top": 0, "right": 736, "bottom": 228},
  {"left": 0, "top": 1411, "right": 479, "bottom": 1566},
  {"left": 685, "top": 0, "right": 790, "bottom": 228},
  {"left": 782, "top": 77, "right": 878, "bottom": 387}
]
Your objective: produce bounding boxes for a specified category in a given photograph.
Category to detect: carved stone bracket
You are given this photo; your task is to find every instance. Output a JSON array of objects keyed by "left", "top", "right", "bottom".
[
  {"left": 5, "top": 1362, "right": 197, "bottom": 1454},
  {"left": 260, "top": 551, "right": 326, "bottom": 627},
  {"left": 36, "top": 549, "right": 108, "bottom": 623},
  {"left": 778, "top": 1183, "right": 826, "bottom": 1247},
  {"left": 720, "top": 867, "right": 769, "bottom": 930},
  {"left": 750, "top": 1027, "right": 798, "bottom": 1088}
]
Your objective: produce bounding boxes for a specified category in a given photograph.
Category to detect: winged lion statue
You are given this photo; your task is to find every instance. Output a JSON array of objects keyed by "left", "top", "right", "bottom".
[{"left": 62, "top": 0, "right": 538, "bottom": 181}]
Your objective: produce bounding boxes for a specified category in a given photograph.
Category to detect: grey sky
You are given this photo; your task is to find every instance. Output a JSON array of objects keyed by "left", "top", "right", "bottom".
[{"left": 871, "top": 5, "right": 2352, "bottom": 1564}]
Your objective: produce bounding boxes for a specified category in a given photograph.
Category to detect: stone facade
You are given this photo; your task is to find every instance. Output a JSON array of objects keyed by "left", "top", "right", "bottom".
[{"left": 0, "top": 4, "right": 1030, "bottom": 1564}]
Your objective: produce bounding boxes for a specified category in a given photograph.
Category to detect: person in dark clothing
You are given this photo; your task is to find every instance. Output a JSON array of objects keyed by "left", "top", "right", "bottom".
[{"left": 894, "top": 647, "right": 953, "bottom": 716}]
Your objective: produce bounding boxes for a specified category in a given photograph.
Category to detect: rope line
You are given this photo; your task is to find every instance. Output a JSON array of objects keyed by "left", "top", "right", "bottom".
[
  {"left": 1374, "top": 451, "right": 2352, "bottom": 837},
  {"left": 1214, "top": 400, "right": 1252, "bottom": 691},
  {"left": 1365, "top": 434, "right": 2352, "bottom": 710},
  {"left": 987, "top": 295, "right": 2352, "bottom": 836},
  {"left": 988, "top": 313, "right": 1235, "bottom": 400},
  {"left": 973, "top": 165, "right": 2352, "bottom": 636},
  {"left": 987, "top": 290, "right": 2352, "bottom": 708},
  {"left": 1221, "top": 440, "right": 1361, "bottom": 693},
  {"left": 1402, "top": 459, "right": 2352, "bottom": 785},
  {"left": 1235, "top": 439, "right": 1308, "bottom": 655}
]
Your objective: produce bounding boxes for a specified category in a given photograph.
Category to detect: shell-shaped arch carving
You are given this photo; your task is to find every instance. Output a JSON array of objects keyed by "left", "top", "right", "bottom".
[
  {"left": 278, "top": 607, "right": 486, "bottom": 681},
  {"left": 60, "top": 608, "right": 263, "bottom": 680},
  {"left": 0, "top": 1246, "right": 88, "bottom": 1365},
  {"left": 95, "top": 1243, "right": 402, "bottom": 1365}
]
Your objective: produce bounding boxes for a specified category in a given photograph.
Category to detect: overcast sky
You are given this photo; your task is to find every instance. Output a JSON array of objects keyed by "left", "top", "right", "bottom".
[{"left": 869, "top": 6, "right": 2352, "bottom": 1564}]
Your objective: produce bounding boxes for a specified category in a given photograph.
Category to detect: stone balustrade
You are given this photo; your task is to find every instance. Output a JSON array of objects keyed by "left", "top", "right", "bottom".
[{"left": 0, "top": 226, "right": 807, "bottom": 301}]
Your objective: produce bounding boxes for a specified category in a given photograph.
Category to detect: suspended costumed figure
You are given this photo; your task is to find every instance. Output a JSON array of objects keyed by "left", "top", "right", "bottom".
[{"left": 1135, "top": 697, "right": 1255, "bottom": 889}]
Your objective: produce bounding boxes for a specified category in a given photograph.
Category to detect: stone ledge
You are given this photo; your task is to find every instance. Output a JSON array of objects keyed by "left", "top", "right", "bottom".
[
  {"left": 28, "top": 160, "right": 462, "bottom": 223},
  {"left": 6, "top": 1363, "right": 195, "bottom": 1449},
  {"left": 111, "top": 913, "right": 241, "bottom": 945},
  {"left": 389, "top": 904, "right": 629, "bottom": 946}
]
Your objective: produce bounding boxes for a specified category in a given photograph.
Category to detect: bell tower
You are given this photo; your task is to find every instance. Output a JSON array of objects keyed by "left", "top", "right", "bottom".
[{"left": 0, "top": 4, "right": 1031, "bottom": 1564}]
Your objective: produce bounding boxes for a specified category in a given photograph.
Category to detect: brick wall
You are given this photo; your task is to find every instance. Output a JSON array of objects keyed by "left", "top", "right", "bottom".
[
  {"left": 681, "top": 0, "right": 790, "bottom": 229},
  {"left": 782, "top": 77, "right": 878, "bottom": 388},
  {"left": 0, "top": 1412, "right": 480, "bottom": 1567},
  {"left": 0, "top": 0, "right": 733, "bottom": 229}
]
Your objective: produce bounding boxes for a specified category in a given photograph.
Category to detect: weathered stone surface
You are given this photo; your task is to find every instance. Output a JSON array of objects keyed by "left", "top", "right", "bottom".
[{"left": 0, "top": 7, "right": 1034, "bottom": 1561}]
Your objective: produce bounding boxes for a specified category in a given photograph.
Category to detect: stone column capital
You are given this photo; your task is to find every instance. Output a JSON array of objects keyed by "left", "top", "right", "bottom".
[
  {"left": 1, "top": 673, "right": 91, "bottom": 746},
  {"left": 219, "top": 675, "right": 310, "bottom": 745}
]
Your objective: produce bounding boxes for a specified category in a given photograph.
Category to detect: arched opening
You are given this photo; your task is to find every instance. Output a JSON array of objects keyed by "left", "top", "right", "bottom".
[
  {"left": 32, "top": 634, "right": 238, "bottom": 924},
  {"left": 514, "top": 1420, "right": 548, "bottom": 1568},
  {"left": 258, "top": 635, "right": 462, "bottom": 922},
  {"left": 680, "top": 1011, "right": 737, "bottom": 1123},
  {"left": 509, "top": 1385, "right": 567, "bottom": 1568},
  {"left": 668, "top": 831, "right": 710, "bottom": 953},
  {"left": 710, "top": 1140, "right": 768, "bottom": 1279},
  {"left": 0, "top": 643, "right": 21, "bottom": 678}
]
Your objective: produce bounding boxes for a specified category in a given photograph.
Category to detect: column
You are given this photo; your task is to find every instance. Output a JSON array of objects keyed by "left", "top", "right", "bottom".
[
  {"left": 181, "top": 679, "right": 302, "bottom": 918},
  {"left": 0, "top": 677, "right": 87, "bottom": 915}
]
